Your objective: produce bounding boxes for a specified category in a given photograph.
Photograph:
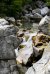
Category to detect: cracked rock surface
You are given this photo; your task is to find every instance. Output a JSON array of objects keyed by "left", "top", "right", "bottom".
[{"left": 26, "top": 43, "right": 50, "bottom": 74}]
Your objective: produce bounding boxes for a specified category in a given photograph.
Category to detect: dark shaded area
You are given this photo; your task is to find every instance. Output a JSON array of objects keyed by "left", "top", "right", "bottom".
[{"left": 0, "top": 0, "right": 50, "bottom": 18}]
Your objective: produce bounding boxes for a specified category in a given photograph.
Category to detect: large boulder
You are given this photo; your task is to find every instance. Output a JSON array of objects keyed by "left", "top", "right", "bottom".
[
  {"left": 0, "top": 25, "right": 19, "bottom": 37},
  {"left": 32, "top": 7, "right": 49, "bottom": 16},
  {"left": 40, "top": 7, "right": 49, "bottom": 16},
  {"left": 15, "top": 33, "right": 46, "bottom": 65},
  {"left": 0, "top": 24, "right": 22, "bottom": 59},
  {"left": 26, "top": 42, "right": 50, "bottom": 74},
  {"left": 38, "top": 15, "right": 50, "bottom": 35},
  {"left": 0, "top": 35, "right": 22, "bottom": 59},
  {"left": 0, "top": 21, "right": 22, "bottom": 74}
]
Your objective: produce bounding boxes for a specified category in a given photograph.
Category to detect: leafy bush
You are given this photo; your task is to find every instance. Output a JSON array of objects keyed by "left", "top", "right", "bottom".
[
  {"left": 44, "top": 0, "right": 50, "bottom": 7},
  {"left": 0, "top": 0, "right": 32, "bottom": 17}
]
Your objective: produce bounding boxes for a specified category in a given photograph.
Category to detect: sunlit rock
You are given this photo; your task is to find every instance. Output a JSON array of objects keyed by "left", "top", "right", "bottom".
[
  {"left": 39, "top": 15, "right": 50, "bottom": 26},
  {"left": 15, "top": 32, "right": 46, "bottom": 65},
  {"left": 0, "top": 25, "right": 19, "bottom": 37},
  {"left": 32, "top": 33, "right": 50, "bottom": 46},
  {"left": 40, "top": 7, "right": 49, "bottom": 16},
  {"left": 15, "top": 40, "right": 33, "bottom": 65},
  {"left": 26, "top": 43, "right": 50, "bottom": 74},
  {"left": 15, "top": 32, "right": 37, "bottom": 65},
  {"left": 33, "top": 46, "right": 44, "bottom": 57},
  {"left": 39, "top": 15, "right": 50, "bottom": 35},
  {"left": 0, "top": 18, "right": 8, "bottom": 26},
  {"left": 0, "top": 24, "right": 22, "bottom": 59}
]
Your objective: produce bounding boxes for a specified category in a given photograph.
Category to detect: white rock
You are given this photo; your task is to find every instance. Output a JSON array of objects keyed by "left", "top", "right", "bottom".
[
  {"left": 41, "top": 7, "right": 49, "bottom": 16},
  {"left": 15, "top": 48, "right": 19, "bottom": 57},
  {"left": 39, "top": 15, "right": 50, "bottom": 35},
  {"left": 16, "top": 40, "right": 33, "bottom": 64},
  {"left": 15, "top": 32, "right": 37, "bottom": 64},
  {"left": 45, "top": 64, "right": 50, "bottom": 74},
  {"left": 0, "top": 25, "right": 13, "bottom": 30},
  {"left": 0, "top": 18, "right": 8, "bottom": 25},
  {"left": 25, "top": 43, "right": 50, "bottom": 74},
  {"left": 39, "top": 15, "right": 50, "bottom": 26}
]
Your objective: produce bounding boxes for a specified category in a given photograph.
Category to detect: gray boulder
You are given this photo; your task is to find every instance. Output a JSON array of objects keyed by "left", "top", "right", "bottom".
[
  {"left": 0, "top": 25, "right": 19, "bottom": 37},
  {"left": 0, "top": 19, "right": 22, "bottom": 74},
  {"left": 0, "top": 35, "right": 22, "bottom": 59},
  {"left": 32, "top": 7, "right": 49, "bottom": 16},
  {"left": 0, "top": 24, "right": 22, "bottom": 59},
  {"left": 38, "top": 15, "right": 50, "bottom": 35}
]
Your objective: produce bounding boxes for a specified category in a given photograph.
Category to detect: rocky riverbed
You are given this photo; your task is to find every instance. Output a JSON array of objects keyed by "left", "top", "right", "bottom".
[{"left": 0, "top": 0, "right": 50, "bottom": 74}]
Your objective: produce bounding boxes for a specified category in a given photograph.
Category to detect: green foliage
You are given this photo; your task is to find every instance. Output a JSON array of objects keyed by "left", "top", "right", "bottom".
[
  {"left": 44, "top": 0, "right": 50, "bottom": 7},
  {"left": 0, "top": 0, "right": 32, "bottom": 17}
]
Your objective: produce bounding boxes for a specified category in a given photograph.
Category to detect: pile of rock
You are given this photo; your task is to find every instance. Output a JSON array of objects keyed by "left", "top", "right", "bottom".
[
  {"left": 0, "top": 0, "right": 50, "bottom": 74},
  {"left": 21, "top": 0, "right": 50, "bottom": 23},
  {"left": 0, "top": 18, "right": 22, "bottom": 74},
  {"left": 14, "top": 1, "right": 50, "bottom": 73}
]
